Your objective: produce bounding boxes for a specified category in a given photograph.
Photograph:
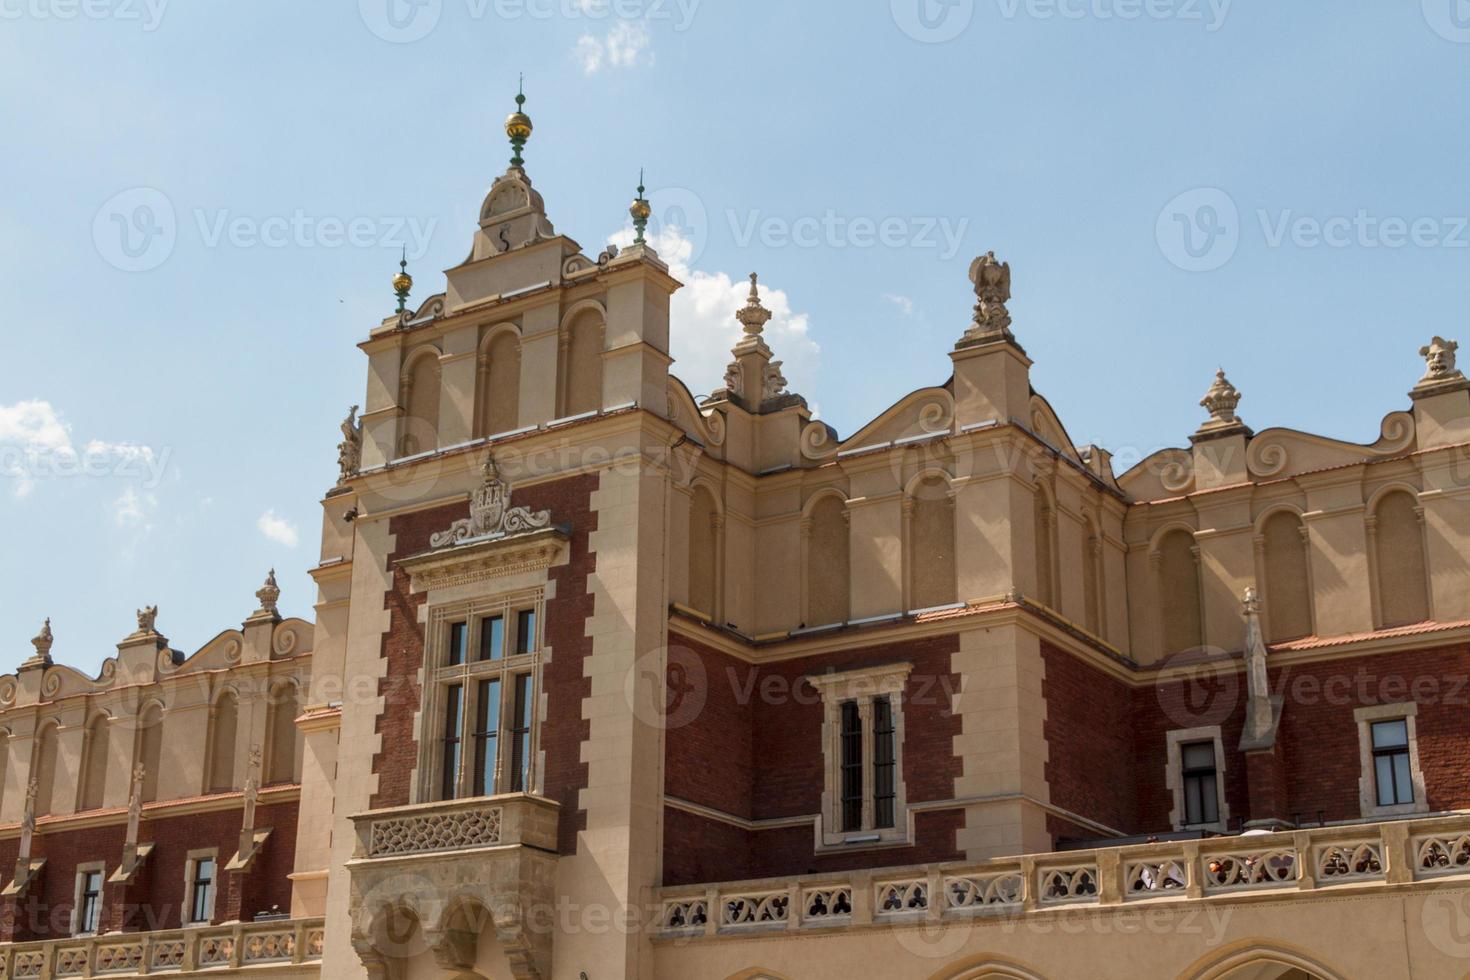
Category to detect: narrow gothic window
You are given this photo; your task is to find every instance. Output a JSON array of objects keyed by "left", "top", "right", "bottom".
[
  {"left": 839, "top": 701, "right": 863, "bottom": 833},
  {"left": 1181, "top": 741, "right": 1219, "bottom": 826},
  {"left": 1372, "top": 719, "right": 1414, "bottom": 807},
  {"left": 188, "top": 857, "right": 217, "bottom": 924},
  {"left": 440, "top": 684, "right": 464, "bottom": 800},
  {"left": 471, "top": 678, "right": 501, "bottom": 797},
  {"left": 873, "top": 696, "right": 896, "bottom": 830},
  {"left": 75, "top": 870, "right": 104, "bottom": 935}
]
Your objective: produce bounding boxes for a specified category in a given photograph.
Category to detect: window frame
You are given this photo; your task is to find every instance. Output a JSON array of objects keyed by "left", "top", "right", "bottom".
[
  {"left": 184, "top": 850, "right": 219, "bottom": 926},
  {"left": 1165, "top": 726, "right": 1230, "bottom": 833},
  {"left": 1355, "top": 702, "right": 1429, "bottom": 818},
  {"left": 807, "top": 662, "right": 913, "bottom": 850},
  {"left": 417, "top": 590, "right": 545, "bottom": 804},
  {"left": 72, "top": 863, "right": 106, "bottom": 937}
]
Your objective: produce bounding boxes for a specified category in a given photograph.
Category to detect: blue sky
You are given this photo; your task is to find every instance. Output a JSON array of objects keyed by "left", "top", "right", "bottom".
[{"left": 3, "top": 0, "right": 1469, "bottom": 674}]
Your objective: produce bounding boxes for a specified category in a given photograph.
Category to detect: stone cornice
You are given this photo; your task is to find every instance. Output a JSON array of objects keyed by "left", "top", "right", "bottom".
[
  {"left": 396, "top": 526, "right": 568, "bottom": 593},
  {"left": 0, "top": 785, "right": 301, "bottom": 841}
]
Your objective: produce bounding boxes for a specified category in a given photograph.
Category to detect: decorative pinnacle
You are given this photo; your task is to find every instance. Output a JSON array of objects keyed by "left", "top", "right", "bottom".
[
  {"left": 1200, "top": 369, "right": 1243, "bottom": 426},
  {"left": 30, "top": 618, "right": 53, "bottom": 660},
  {"left": 629, "top": 169, "right": 651, "bottom": 245},
  {"left": 256, "top": 568, "right": 281, "bottom": 615},
  {"left": 736, "top": 272, "right": 772, "bottom": 337},
  {"left": 393, "top": 247, "right": 412, "bottom": 314},
  {"left": 505, "top": 76, "right": 532, "bottom": 169}
]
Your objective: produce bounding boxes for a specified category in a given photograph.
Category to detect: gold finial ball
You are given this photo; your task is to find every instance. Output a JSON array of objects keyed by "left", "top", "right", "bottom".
[
  {"left": 629, "top": 197, "right": 652, "bottom": 221},
  {"left": 505, "top": 111, "right": 533, "bottom": 143},
  {"left": 393, "top": 269, "right": 413, "bottom": 293}
]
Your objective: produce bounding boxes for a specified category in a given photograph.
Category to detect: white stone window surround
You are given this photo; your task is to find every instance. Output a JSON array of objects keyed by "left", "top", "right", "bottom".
[
  {"left": 183, "top": 848, "right": 219, "bottom": 925},
  {"left": 1355, "top": 702, "right": 1430, "bottom": 818},
  {"left": 1165, "top": 726, "right": 1231, "bottom": 834},
  {"left": 808, "top": 662, "right": 913, "bottom": 850},
  {"left": 414, "top": 588, "right": 546, "bottom": 805},
  {"left": 71, "top": 861, "right": 106, "bottom": 937}
]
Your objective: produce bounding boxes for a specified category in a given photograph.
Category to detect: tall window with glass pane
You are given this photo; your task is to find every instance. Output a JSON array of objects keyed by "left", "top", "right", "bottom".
[
  {"left": 1181, "top": 741, "right": 1219, "bottom": 826},
  {"left": 431, "top": 594, "right": 542, "bottom": 801},
  {"left": 839, "top": 700, "right": 863, "bottom": 832},
  {"left": 872, "top": 696, "right": 896, "bottom": 830},
  {"left": 77, "top": 870, "right": 103, "bottom": 935},
  {"left": 189, "top": 857, "right": 216, "bottom": 924},
  {"left": 1371, "top": 719, "right": 1414, "bottom": 806}
]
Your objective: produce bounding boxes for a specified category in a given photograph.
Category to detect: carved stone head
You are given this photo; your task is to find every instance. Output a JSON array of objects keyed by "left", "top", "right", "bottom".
[{"left": 1420, "top": 335, "right": 1461, "bottom": 381}]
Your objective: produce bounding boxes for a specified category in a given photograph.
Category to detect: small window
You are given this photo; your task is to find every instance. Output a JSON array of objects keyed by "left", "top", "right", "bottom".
[
  {"left": 188, "top": 857, "right": 216, "bottom": 924},
  {"left": 839, "top": 700, "right": 864, "bottom": 833},
  {"left": 1181, "top": 741, "right": 1220, "bottom": 826},
  {"left": 441, "top": 684, "right": 464, "bottom": 799},
  {"left": 471, "top": 678, "right": 501, "bottom": 796},
  {"left": 478, "top": 616, "right": 504, "bottom": 662},
  {"left": 1372, "top": 719, "right": 1414, "bottom": 807},
  {"left": 508, "top": 674, "right": 534, "bottom": 792},
  {"left": 515, "top": 609, "right": 537, "bottom": 656},
  {"left": 76, "top": 870, "right": 104, "bottom": 935},
  {"left": 872, "top": 696, "right": 896, "bottom": 830},
  {"left": 447, "top": 622, "right": 468, "bottom": 667}
]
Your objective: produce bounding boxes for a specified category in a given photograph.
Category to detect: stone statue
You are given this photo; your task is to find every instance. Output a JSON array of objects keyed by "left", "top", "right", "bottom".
[
  {"left": 243, "top": 745, "right": 263, "bottom": 831},
  {"left": 19, "top": 776, "right": 39, "bottom": 858},
  {"left": 968, "top": 251, "right": 1013, "bottom": 336},
  {"left": 763, "top": 361, "right": 789, "bottom": 401},
  {"left": 722, "top": 362, "right": 742, "bottom": 399},
  {"left": 1242, "top": 587, "right": 1274, "bottom": 743},
  {"left": 1419, "top": 336, "right": 1463, "bottom": 384},
  {"left": 29, "top": 618, "right": 53, "bottom": 663},
  {"left": 256, "top": 569, "right": 281, "bottom": 615},
  {"left": 126, "top": 764, "right": 146, "bottom": 846},
  {"left": 429, "top": 453, "right": 552, "bottom": 549},
  {"left": 337, "top": 405, "right": 362, "bottom": 483},
  {"left": 136, "top": 605, "right": 159, "bottom": 634}
]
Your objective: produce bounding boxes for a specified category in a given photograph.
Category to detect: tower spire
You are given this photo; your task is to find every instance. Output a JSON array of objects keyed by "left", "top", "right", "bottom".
[
  {"left": 393, "top": 246, "right": 412, "bottom": 314},
  {"left": 505, "top": 76, "right": 533, "bottom": 169},
  {"left": 629, "top": 169, "right": 651, "bottom": 245}
]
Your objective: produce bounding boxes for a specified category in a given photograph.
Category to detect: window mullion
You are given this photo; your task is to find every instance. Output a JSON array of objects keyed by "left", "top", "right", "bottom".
[{"left": 859, "top": 698, "right": 875, "bottom": 832}]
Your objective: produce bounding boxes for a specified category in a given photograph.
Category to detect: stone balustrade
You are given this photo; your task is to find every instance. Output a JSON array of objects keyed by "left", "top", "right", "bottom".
[
  {"left": 349, "top": 792, "right": 558, "bottom": 862},
  {"left": 0, "top": 918, "right": 323, "bottom": 979},
  {"left": 655, "top": 814, "right": 1470, "bottom": 939}
]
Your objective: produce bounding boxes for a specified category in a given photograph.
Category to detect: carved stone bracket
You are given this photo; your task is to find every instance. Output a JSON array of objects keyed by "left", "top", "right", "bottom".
[{"left": 429, "top": 454, "right": 552, "bottom": 550}]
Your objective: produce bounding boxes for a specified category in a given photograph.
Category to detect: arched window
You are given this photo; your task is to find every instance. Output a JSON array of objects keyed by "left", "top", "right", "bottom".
[
  {"left": 1082, "top": 518, "right": 1103, "bottom": 635},
  {"left": 805, "top": 495, "right": 850, "bottom": 626},
  {"left": 688, "top": 485, "right": 721, "bottom": 618},
  {"left": 1157, "top": 528, "right": 1203, "bottom": 655},
  {"left": 265, "top": 681, "right": 301, "bottom": 785},
  {"left": 208, "top": 691, "right": 239, "bottom": 793},
  {"left": 1262, "top": 511, "right": 1313, "bottom": 642},
  {"left": 137, "top": 703, "right": 164, "bottom": 802},
  {"left": 79, "top": 714, "right": 111, "bottom": 811},
  {"left": 909, "top": 475, "right": 956, "bottom": 609},
  {"left": 475, "top": 330, "right": 521, "bottom": 437},
  {"left": 1373, "top": 490, "right": 1430, "bottom": 627},
  {"left": 1033, "top": 487, "right": 1055, "bottom": 607},
  {"left": 399, "top": 349, "right": 441, "bottom": 456},
  {"left": 562, "top": 310, "right": 604, "bottom": 417},
  {"left": 33, "top": 723, "right": 59, "bottom": 816}
]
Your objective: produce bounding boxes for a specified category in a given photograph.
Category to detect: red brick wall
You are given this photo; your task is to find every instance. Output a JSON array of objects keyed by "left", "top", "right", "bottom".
[
  {"left": 370, "top": 474, "right": 599, "bottom": 856},
  {"left": 1040, "top": 642, "right": 1135, "bottom": 841},
  {"left": 661, "top": 632, "right": 964, "bottom": 886},
  {"left": 0, "top": 799, "right": 298, "bottom": 939}
]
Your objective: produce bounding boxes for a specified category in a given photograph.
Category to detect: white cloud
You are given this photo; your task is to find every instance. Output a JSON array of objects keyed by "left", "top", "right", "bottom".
[
  {"left": 0, "top": 400, "right": 168, "bottom": 497},
  {"left": 257, "top": 511, "right": 299, "bottom": 549},
  {"left": 257, "top": 509, "right": 299, "bottom": 548},
  {"left": 884, "top": 293, "right": 915, "bottom": 316},
  {"left": 575, "top": 20, "right": 652, "bottom": 73},
  {"left": 114, "top": 486, "right": 157, "bottom": 527},
  {"left": 608, "top": 226, "right": 821, "bottom": 401}
]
